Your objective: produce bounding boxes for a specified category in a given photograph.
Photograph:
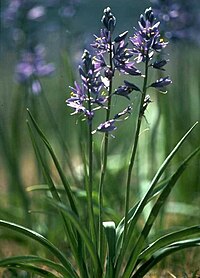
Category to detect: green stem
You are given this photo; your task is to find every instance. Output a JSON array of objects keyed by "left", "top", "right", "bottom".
[
  {"left": 86, "top": 90, "right": 97, "bottom": 255},
  {"left": 123, "top": 57, "right": 149, "bottom": 244},
  {"left": 98, "top": 37, "right": 113, "bottom": 262}
]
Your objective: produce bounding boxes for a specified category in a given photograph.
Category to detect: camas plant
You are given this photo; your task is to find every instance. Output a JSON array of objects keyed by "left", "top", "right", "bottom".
[{"left": 0, "top": 7, "right": 199, "bottom": 278}]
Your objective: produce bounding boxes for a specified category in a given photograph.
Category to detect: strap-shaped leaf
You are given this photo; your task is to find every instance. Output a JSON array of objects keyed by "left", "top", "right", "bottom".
[
  {"left": 0, "top": 220, "right": 78, "bottom": 278},
  {"left": 116, "top": 178, "right": 170, "bottom": 251},
  {"left": 51, "top": 200, "right": 102, "bottom": 277},
  {"left": 123, "top": 146, "right": 200, "bottom": 278},
  {"left": 132, "top": 238, "right": 200, "bottom": 278},
  {"left": 115, "top": 122, "right": 198, "bottom": 277},
  {"left": 138, "top": 225, "right": 200, "bottom": 261},
  {"left": 103, "top": 221, "right": 116, "bottom": 277},
  {"left": 27, "top": 120, "right": 77, "bottom": 244},
  {"left": 27, "top": 121, "right": 87, "bottom": 278},
  {"left": 27, "top": 109, "right": 78, "bottom": 216},
  {"left": 0, "top": 256, "right": 70, "bottom": 277},
  {"left": 0, "top": 263, "right": 58, "bottom": 278}
]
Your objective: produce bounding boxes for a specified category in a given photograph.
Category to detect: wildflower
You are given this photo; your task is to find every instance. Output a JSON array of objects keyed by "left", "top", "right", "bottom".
[
  {"left": 114, "top": 80, "right": 140, "bottom": 100},
  {"left": 113, "top": 39, "right": 141, "bottom": 75},
  {"left": 150, "top": 76, "right": 172, "bottom": 88},
  {"left": 92, "top": 7, "right": 140, "bottom": 78},
  {"left": 150, "top": 59, "right": 168, "bottom": 70},
  {"left": 113, "top": 105, "right": 132, "bottom": 120},
  {"left": 93, "top": 54, "right": 107, "bottom": 73},
  {"left": 66, "top": 50, "right": 106, "bottom": 121},
  {"left": 79, "top": 50, "right": 105, "bottom": 104},
  {"left": 93, "top": 106, "right": 132, "bottom": 135},
  {"left": 15, "top": 45, "right": 55, "bottom": 93},
  {"left": 92, "top": 29, "right": 111, "bottom": 53},
  {"left": 130, "top": 7, "right": 168, "bottom": 63},
  {"left": 94, "top": 119, "right": 117, "bottom": 134}
]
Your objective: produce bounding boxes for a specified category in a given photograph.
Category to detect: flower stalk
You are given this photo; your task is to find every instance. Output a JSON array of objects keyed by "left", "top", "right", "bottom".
[
  {"left": 98, "top": 34, "right": 113, "bottom": 262},
  {"left": 123, "top": 56, "right": 149, "bottom": 243},
  {"left": 87, "top": 90, "right": 97, "bottom": 251}
]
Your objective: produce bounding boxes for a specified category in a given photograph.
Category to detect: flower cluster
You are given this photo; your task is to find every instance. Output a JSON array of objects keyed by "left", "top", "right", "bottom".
[
  {"left": 66, "top": 7, "right": 171, "bottom": 135},
  {"left": 15, "top": 45, "right": 55, "bottom": 94},
  {"left": 129, "top": 8, "right": 172, "bottom": 90},
  {"left": 130, "top": 7, "right": 168, "bottom": 63},
  {"left": 92, "top": 8, "right": 141, "bottom": 78},
  {"left": 66, "top": 50, "right": 106, "bottom": 122}
]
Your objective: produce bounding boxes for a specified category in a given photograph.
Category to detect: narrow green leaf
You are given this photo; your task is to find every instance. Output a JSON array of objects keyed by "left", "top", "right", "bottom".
[
  {"left": 139, "top": 225, "right": 200, "bottom": 261},
  {"left": 0, "top": 255, "right": 70, "bottom": 277},
  {"left": 103, "top": 221, "right": 116, "bottom": 278},
  {"left": 115, "top": 122, "right": 198, "bottom": 277},
  {"left": 0, "top": 220, "right": 78, "bottom": 278},
  {"left": 123, "top": 146, "right": 200, "bottom": 278},
  {"left": 132, "top": 238, "right": 200, "bottom": 278},
  {"left": 27, "top": 109, "right": 78, "bottom": 216},
  {"left": 27, "top": 121, "right": 77, "bottom": 241},
  {"left": 51, "top": 200, "right": 102, "bottom": 277},
  {"left": 27, "top": 184, "right": 49, "bottom": 192},
  {"left": 0, "top": 263, "right": 58, "bottom": 278},
  {"left": 116, "top": 178, "right": 170, "bottom": 250},
  {"left": 27, "top": 121, "right": 87, "bottom": 278}
]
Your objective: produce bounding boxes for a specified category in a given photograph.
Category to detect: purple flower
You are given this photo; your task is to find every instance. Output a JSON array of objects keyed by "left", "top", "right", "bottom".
[
  {"left": 91, "top": 29, "right": 111, "bottom": 53},
  {"left": 15, "top": 45, "right": 55, "bottom": 93},
  {"left": 113, "top": 105, "right": 132, "bottom": 120},
  {"left": 96, "top": 119, "right": 117, "bottom": 133},
  {"left": 91, "top": 7, "right": 141, "bottom": 77},
  {"left": 114, "top": 80, "right": 140, "bottom": 100},
  {"left": 113, "top": 39, "right": 138, "bottom": 75},
  {"left": 66, "top": 50, "right": 107, "bottom": 122},
  {"left": 15, "top": 45, "right": 55, "bottom": 82},
  {"left": 149, "top": 76, "right": 172, "bottom": 88},
  {"left": 93, "top": 105, "right": 132, "bottom": 135},
  {"left": 93, "top": 54, "right": 107, "bottom": 73},
  {"left": 2, "top": 1, "right": 46, "bottom": 25},
  {"left": 92, "top": 31, "right": 140, "bottom": 77},
  {"left": 67, "top": 80, "right": 94, "bottom": 119},
  {"left": 130, "top": 7, "right": 168, "bottom": 63},
  {"left": 150, "top": 59, "right": 168, "bottom": 71}
]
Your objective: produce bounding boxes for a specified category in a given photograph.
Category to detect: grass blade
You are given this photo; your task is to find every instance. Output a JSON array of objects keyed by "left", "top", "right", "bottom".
[
  {"left": 0, "top": 220, "right": 78, "bottom": 278},
  {"left": 0, "top": 256, "right": 70, "bottom": 277}
]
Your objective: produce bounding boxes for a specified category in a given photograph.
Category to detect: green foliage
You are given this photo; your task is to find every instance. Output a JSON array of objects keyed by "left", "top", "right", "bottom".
[
  {"left": 0, "top": 112, "right": 199, "bottom": 278},
  {"left": 0, "top": 5, "right": 200, "bottom": 278}
]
